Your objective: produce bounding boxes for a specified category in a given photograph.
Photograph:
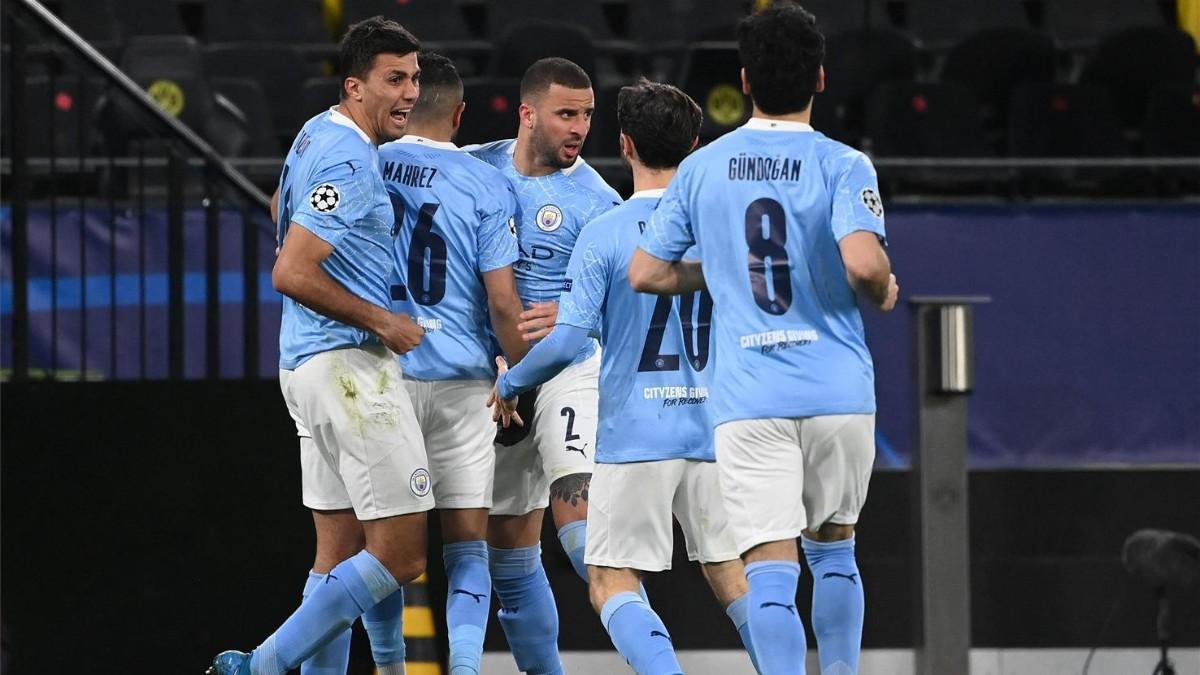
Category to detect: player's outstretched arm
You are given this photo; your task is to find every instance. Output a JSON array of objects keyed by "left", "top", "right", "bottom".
[
  {"left": 273, "top": 224, "right": 424, "bottom": 353},
  {"left": 483, "top": 266, "right": 531, "bottom": 363},
  {"left": 628, "top": 248, "right": 706, "bottom": 295},
  {"left": 489, "top": 323, "right": 589, "bottom": 410},
  {"left": 839, "top": 231, "right": 899, "bottom": 311}
]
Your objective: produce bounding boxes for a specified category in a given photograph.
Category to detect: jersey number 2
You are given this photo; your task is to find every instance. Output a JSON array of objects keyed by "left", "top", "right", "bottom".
[{"left": 391, "top": 198, "right": 448, "bottom": 306}]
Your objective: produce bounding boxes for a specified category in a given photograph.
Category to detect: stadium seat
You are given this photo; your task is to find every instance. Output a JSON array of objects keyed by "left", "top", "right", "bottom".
[
  {"left": 803, "top": 0, "right": 894, "bottom": 37},
  {"left": 817, "top": 29, "right": 919, "bottom": 147},
  {"left": 1044, "top": 0, "right": 1164, "bottom": 48},
  {"left": 905, "top": 0, "right": 1029, "bottom": 48},
  {"left": 204, "top": 0, "right": 329, "bottom": 46},
  {"left": 98, "top": 36, "right": 249, "bottom": 156},
  {"left": 1007, "top": 83, "right": 1125, "bottom": 156},
  {"left": 489, "top": 20, "right": 599, "bottom": 84},
  {"left": 457, "top": 77, "right": 521, "bottom": 147},
  {"left": 299, "top": 76, "right": 342, "bottom": 126},
  {"left": 941, "top": 27, "right": 1056, "bottom": 124},
  {"left": 1080, "top": 26, "right": 1197, "bottom": 129},
  {"left": 865, "top": 82, "right": 991, "bottom": 156},
  {"left": 677, "top": 42, "right": 747, "bottom": 142},
  {"left": 202, "top": 43, "right": 316, "bottom": 144},
  {"left": 210, "top": 77, "right": 281, "bottom": 157},
  {"left": 1142, "top": 83, "right": 1200, "bottom": 156}
]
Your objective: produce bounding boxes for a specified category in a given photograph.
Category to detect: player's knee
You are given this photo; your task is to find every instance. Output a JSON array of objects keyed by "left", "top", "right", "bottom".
[
  {"left": 373, "top": 549, "right": 426, "bottom": 585},
  {"left": 804, "top": 522, "right": 855, "bottom": 543},
  {"left": 549, "top": 473, "right": 591, "bottom": 520}
]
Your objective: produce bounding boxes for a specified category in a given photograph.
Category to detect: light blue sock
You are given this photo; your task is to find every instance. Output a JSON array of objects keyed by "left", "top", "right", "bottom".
[
  {"left": 299, "top": 571, "right": 352, "bottom": 675},
  {"left": 725, "top": 593, "right": 762, "bottom": 674},
  {"left": 250, "top": 551, "right": 399, "bottom": 675},
  {"left": 600, "top": 592, "right": 683, "bottom": 675},
  {"left": 489, "top": 544, "right": 564, "bottom": 675},
  {"left": 444, "top": 541, "right": 491, "bottom": 675},
  {"left": 556, "top": 520, "right": 589, "bottom": 582},
  {"left": 362, "top": 587, "right": 405, "bottom": 669},
  {"left": 745, "top": 560, "right": 806, "bottom": 675},
  {"left": 802, "top": 536, "right": 864, "bottom": 675}
]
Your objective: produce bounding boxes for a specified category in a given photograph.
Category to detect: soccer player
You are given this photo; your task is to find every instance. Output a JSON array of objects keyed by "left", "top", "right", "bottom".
[
  {"left": 629, "top": 6, "right": 900, "bottom": 675},
  {"left": 468, "top": 57, "right": 622, "bottom": 675},
  {"left": 208, "top": 17, "right": 432, "bottom": 675},
  {"left": 377, "top": 52, "right": 528, "bottom": 675},
  {"left": 489, "top": 79, "right": 762, "bottom": 675}
]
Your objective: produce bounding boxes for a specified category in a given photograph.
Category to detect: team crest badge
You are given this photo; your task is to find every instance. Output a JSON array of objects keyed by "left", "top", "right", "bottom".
[
  {"left": 410, "top": 468, "right": 431, "bottom": 497},
  {"left": 861, "top": 188, "right": 884, "bottom": 218},
  {"left": 536, "top": 204, "right": 563, "bottom": 232},
  {"left": 310, "top": 184, "right": 340, "bottom": 213}
]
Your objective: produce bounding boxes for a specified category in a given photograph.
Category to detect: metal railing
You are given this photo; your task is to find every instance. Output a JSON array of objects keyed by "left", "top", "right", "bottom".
[{"left": 2, "top": 0, "right": 274, "bottom": 382}]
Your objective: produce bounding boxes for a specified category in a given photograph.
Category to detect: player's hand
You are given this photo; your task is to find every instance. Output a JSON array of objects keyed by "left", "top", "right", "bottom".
[
  {"left": 518, "top": 301, "right": 558, "bottom": 342},
  {"left": 377, "top": 312, "right": 424, "bottom": 354},
  {"left": 880, "top": 273, "right": 899, "bottom": 312},
  {"left": 486, "top": 356, "right": 524, "bottom": 428}
]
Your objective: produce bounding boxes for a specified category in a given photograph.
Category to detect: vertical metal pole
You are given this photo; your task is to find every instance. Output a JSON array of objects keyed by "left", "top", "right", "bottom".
[
  {"left": 166, "top": 152, "right": 185, "bottom": 380},
  {"left": 204, "top": 165, "right": 221, "bottom": 379},
  {"left": 9, "top": 18, "right": 31, "bottom": 381},
  {"left": 910, "top": 295, "right": 989, "bottom": 675},
  {"left": 241, "top": 206, "right": 259, "bottom": 380}
]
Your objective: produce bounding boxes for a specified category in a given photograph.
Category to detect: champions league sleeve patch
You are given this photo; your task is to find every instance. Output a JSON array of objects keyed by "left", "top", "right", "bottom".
[
  {"left": 309, "top": 184, "right": 341, "bottom": 213},
  {"left": 860, "top": 187, "right": 884, "bottom": 218},
  {"left": 507, "top": 215, "right": 518, "bottom": 238}
]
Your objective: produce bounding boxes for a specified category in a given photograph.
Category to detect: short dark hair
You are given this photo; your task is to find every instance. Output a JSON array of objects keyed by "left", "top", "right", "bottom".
[
  {"left": 736, "top": 3, "right": 824, "bottom": 115},
  {"left": 409, "top": 51, "right": 462, "bottom": 123},
  {"left": 338, "top": 16, "right": 421, "bottom": 100},
  {"left": 617, "top": 79, "right": 702, "bottom": 170},
  {"left": 519, "top": 57, "right": 592, "bottom": 102}
]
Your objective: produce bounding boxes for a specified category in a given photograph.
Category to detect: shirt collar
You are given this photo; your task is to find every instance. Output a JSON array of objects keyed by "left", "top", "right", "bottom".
[
  {"left": 329, "top": 106, "right": 373, "bottom": 145},
  {"left": 630, "top": 188, "right": 666, "bottom": 200},
  {"left": 743, "top": 117, "right": 814, "bottom": 132},
  {"left": 395, "top": 134, "right": 459, "bottom": 151}
]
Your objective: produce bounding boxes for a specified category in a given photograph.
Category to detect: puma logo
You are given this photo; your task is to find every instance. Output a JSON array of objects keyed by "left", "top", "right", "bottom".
[
  {"left": 760, "top": 601, "right": 796, "bottom": 615},
  {"left": 452, "top": 589, "right": 487, "bottom": 603},
  {"left": 650, "top": 630, "right": 672, "bottom": 642},
  {"left": 822, "top": 572, "right": 858, "bottom": 585},
  {"left": 566, "top": 443, "right": 588, "bottom": 457}
]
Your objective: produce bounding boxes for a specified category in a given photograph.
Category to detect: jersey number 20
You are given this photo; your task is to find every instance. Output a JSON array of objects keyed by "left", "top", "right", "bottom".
[{"left": 638, "top": 290, "right": 713, "bottom": 373}]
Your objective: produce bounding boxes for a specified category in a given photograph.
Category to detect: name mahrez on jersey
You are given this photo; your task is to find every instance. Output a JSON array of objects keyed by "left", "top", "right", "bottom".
[
  {"left": 728, "top": 154, "right": 804, "bottom": 182},
  {"left": 382, "top": 160, "right": 438, "bottom": 188},
  {"left": 740, "top": 329, "right": 819, "bottom": 353}
]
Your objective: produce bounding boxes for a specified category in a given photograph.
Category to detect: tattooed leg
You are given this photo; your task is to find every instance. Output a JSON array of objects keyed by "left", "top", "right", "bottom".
[{"left": 550, "top": 473, "right": 591, "bottom": 582}]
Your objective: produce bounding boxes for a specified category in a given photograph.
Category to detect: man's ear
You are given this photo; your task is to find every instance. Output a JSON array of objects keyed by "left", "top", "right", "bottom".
[
  {"left": 344, "top": 76, "right": 363, "bottom": 102},
  {"left": 452, "top": 101, "right": 466, "bottom": 130},
  {"left": 741, "top": 67, "right": 750, "bottom": 96},
  {"left": 619, "top": 131, "right": 635, "bottom": 161},
  {"left": 519, "top": 102, "right": 536, "bottom": 129}
]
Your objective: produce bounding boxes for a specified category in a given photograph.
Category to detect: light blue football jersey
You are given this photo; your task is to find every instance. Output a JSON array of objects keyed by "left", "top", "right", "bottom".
[
  {"left": 276, "top": 108, "right": 396, "bottom": 370},
  {"left": 640, "top": 118, "right": 887, "bottom": 425},
  {"left": 378, "top": 135, "right": 519, "bottom": 381},
  {"left": 558, "top": 190, "right": 715, "bottom": 463},
  {"left": 468, "top": 139, "right": 622, "bottom": 364}
]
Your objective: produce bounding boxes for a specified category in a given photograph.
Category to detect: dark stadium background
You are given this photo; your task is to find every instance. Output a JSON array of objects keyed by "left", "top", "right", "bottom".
[{"left": 2, "top": 0, "right": 1198, "bottom": 673}]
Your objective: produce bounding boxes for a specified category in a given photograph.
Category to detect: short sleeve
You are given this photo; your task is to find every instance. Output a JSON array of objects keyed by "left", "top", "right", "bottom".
[
  {"left": 639, "top": 170, "right": 696, "bottom": 262},
  {"left": 290, "top": 159, "right": 380, "bottom": 248},
  {"left": 830, "top": 152, "right": 887, "bottom": 243},
  {"left": 477, "top": 182, "right": 519, "bottom": 273},
  {"left": 556, "top": 225, "right": 611, "bottom": 334}
]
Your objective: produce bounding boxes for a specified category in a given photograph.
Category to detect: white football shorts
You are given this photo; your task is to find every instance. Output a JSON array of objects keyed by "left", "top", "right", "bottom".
[
  {"left": 405, "top": 378, "right": 495, "bottom": 509},
  {"left": 585, "top": 458, "right": 739, "bottom": 572},
  {"left": 280, "top": 345, "right": 434, "bottom": 520},
  {"left": 714, "top": 414, "right": 875, "bottom": 554},
  {"left": 491, "top": 348, "right": 599, "bottom": 516}
]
